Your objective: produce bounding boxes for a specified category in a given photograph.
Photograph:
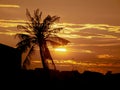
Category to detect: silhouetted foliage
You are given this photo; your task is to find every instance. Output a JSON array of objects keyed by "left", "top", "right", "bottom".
[
  {"left": 16, "top": 9, "right": 70, "bottom": 70},
  {"left": 14, "top": 69, "right": 120, "bottom": 89}
]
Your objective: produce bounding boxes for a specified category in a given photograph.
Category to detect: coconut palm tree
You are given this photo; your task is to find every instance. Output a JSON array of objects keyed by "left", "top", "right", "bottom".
[{"left": 16, "top": 9, "right": 70, "bottom": 71}]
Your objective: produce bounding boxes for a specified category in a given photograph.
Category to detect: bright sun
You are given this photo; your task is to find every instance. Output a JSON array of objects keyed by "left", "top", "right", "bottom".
[{"left": 54, "top": 47, "right": 67, "bottom": 52}]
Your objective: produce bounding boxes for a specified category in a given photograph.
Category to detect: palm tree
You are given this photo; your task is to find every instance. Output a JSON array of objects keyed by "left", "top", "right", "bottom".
[{"left": 16, "top": 9, "right": 70, "bottom": 71}]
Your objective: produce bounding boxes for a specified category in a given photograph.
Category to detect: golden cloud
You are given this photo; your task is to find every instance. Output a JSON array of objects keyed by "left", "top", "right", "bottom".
[
  {"left": 1, "top": 21, "right": 120, "bottom": 32},
  {"left": 97, "top": 54, "right": 113, "bottom": 59},
  {"left": 1, "top": 21, "right": 120, "bottom": 41},
  {"left": 0, "top": 29, "right": 29, "bottom": 36},
  {"left": 78, "top": 43, "right": 120, "bottom": 47},
  {"left": 56, "top": 23, "right": 120, "bottom": 33},
  {"left": 31, "top": 59, "right": 120, "bottom": 68},
  {"left": 0, "top": 19, "right": 25, "bottom": 27},
  {"left": 0, "top": 4, "right": 20, "bottom": 8},
  {"left": 69, "top": 48, "right": 93, "bottom": 53},
  {"left": 54, "top": 23, "right": 120, "bottom": 39}
]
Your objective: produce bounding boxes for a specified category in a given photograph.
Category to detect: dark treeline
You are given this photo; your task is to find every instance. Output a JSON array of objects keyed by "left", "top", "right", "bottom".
[{"left": 5, "top": 68, "right": 120, "bottom": 89}]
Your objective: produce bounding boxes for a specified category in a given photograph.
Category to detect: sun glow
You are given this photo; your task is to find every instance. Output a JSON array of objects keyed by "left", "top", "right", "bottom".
[{"left": 54, "top": 47, "right": 67, "bottom": 52}]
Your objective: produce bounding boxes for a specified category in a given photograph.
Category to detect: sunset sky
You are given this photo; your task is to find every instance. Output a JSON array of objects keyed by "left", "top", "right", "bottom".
[{"left": 0, "top": 0, "right": 120, "bottom": 74}]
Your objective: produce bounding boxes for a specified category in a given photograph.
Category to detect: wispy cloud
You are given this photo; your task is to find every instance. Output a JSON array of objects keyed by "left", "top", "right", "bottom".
[
  {"left": 56, "top": 23, "right": 120, "bottom": 33},
  {"left": 0, "top": 19, "right": 27, "bottom": 35},
  {"left": 54, "top": 23, "right": 120, "bottom": 40},
  {"left": 1, "top": 21, "right": 120, "bottom": 34},
  {"left": 1, "top": 21, "right": 120, "bottom": 45},
  {"left": 68, "top": 48, "right": 93, "bottom": 53},
  {"left": 97, "top": 54, "right": 114, "bottom": 59},
  {"left": 0, "top": 19, "right": 25, "bottom": 27},
  {"left": 0, "top": 30, "right": 29, "bottom": 36},
  {"left": 78, "top": 43, "right": 120, "bottom": 47},
  {"left": 32, "top": 59, "right": 120, "bottom": 68},
  {"left": 0, "top": 4, "right": 20, "bottom": 8}
]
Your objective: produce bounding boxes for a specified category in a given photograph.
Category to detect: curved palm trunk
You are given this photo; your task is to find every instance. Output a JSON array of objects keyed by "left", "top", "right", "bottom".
[
  {"left": 39, "top": 41, "right": 56, "bottom": 70},
  {"left": 39, "top": 43, "right": 49, "bottom": 70},
  {"left": 22, "top": 46, "right": 34, "bottom": 70},
  {"left": 38, "top": 40, "right": 50, "bottom": 80},
  {"left": 44, "top": 42, "right": 56, "bottom": 70}
]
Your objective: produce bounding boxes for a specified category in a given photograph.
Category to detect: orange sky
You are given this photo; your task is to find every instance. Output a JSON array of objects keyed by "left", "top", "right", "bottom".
[{"left": 0, "top": 0, "right": 120, "bottom": 74}]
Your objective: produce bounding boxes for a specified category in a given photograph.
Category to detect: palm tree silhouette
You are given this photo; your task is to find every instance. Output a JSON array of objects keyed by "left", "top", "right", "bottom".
[{"left": 16, "top": 9, "right": 70, "bottom": 71}]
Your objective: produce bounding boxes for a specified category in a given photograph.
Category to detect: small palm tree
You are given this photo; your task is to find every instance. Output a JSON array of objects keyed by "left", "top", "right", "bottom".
[{"left": 16, "top": 9, "right": 70, "bottom": 71}]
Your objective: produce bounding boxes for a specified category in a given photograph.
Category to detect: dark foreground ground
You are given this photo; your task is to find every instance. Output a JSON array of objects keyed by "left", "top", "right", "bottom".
[
  {"left": 1, "top": 43, "right": 119, "bottom": 89},
  {"left": 1, "top": 68, "right": 120, "bottom": 89}
]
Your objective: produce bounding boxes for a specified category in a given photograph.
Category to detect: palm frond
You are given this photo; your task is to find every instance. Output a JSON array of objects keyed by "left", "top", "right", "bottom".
[
  {"left": 26, "top": 22, "right": 33, "bottom": 29},
  {"left": 23, "top": 45, "right": 35, "bottom": 69},
  {"left": 46, "top": 40, "right": 61, "bottom": 48},
  {"left": 17, "top": 25, "right": 32, "bottom": 34},
  {"left": 23, "top": 57, "right": 30, "bottom": 69},
  {"left": 51, "top": 16, "right": 60, "bottom": 22},
  {"left": 26, "top": 45, "right": 35, "bottom": 60},
  {"left": 42, "top": 15, "right": 52, "bottom": 31},
  {"left": 34, "top": 8, "right": 39, "bottom": 17},
  {"left": 48, "top": 36, "right": 70, "bottom": 46},
  {"left": 31, "top": 37, "right": 38, "bottom": 44},
  {"left": 44, "top": 45, "right": 56, "bottom": 70},
  {"left": 26, "top": 9, "right": 32, "bottom": 22},
  {"left": 43, "top": 15, "right": 60, "bottom": 24},
  {"left": 17, "top": 25, "right": 27, "bottom": 30},
  {"left": 45, "top": 47, "right": 56, "bottom": 70},
  {"left": 39, "top": 12, "right": 42, "bottom": 23},
  {"left": 16, "top": 39, "right": 31, "bottom": 52},
  {"left": 48, "top": 27, "right": 63, "bottom": 33},
  {"left": 34, "top": 8, "right": 41, "bottom": 24},
  {"left": 42, "top": 15, "right": 60, "bottom": 33},
  {"left": 43, "top": 15, "right": 52, "bottom": 23},
  {"left": 26, "top": 9, "right": 36, "bottom": 27},
  {"left": 44, "top": 27, "right": 63, "bottom": 39},
  {"left": 15, "top": 34, "right": 30, "bottom": 40},
  {"left": 26, "top": 22, "right": 39, "bottom": 34}
]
